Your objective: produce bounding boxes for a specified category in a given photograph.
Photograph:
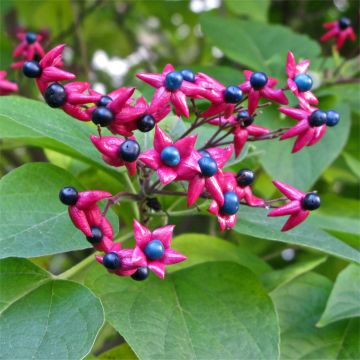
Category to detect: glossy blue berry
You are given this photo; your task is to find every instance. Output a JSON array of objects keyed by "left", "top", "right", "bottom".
[
  {"left": 294, "top": 74, "right": 313, "bottom": 92},
  {"left": 86, "top": 226, "right": 103, "bottom": 244},
  {"left": 161, "top": 146, "right": 180, "bottom": 167},
  {"left": 165, "top": 71, "right": 183, "bottom": 91},
  {"left": 103, "top": 252, "right": 121, "bottom": 270},
  {"left": 44, "top": 83, "right": 67, "bottom": 108},
  {"left": 220, "top": 192, "right": 240, "bottom": 215},
  {"left": 59, "top": 186, "right": 78, "bottom": 205},
  {"left": 198, "top": 156, "right": 218, "bottom": 177},
  {"left": 137, "top": 114, "right": 155, "bottom": 132},
  {"left": 131, "top": 266, "right": 150, "bottom": 281},
  {"left": 236, "top": 168, "right": 255, "bottom": 187},
  {"left": 96, "top": 96, "right": 112, "bottom": 107},
  {"left": 25, "top": 32, "right": 37, "bottom": 44},
  {"left": 250, "top": 72, "right": 268, "bottom": 90},
  {"left": 180, "top": 69, "right": 195, "bottom": 83},
  {"left": 224, "top": 85, "right": 243, "bottom": 103},
  {"left": 308, "top": 110, "right": 327, "bottom": 127},
  {"left": 237, "top": 110, "right": 254, "bottom": 127},
  {"left": 144, "top": 240, "right": 165, "bottom": 260},
  {"left": 92, "top": 107, "right": 114, "bottom": 127},
  {"left": 339, "top": 17, "right": 351, "bottom": 30},
  {"left": 302, "top": 193, "right": 320, "bottom": 211},
  {"left": 326, "top": 110, "right": 340, "bottom": 127},
  {"left": 119, "top": 140, "right": 140, "bottom": 162},
  {"left": 198, "top": 150, "right": 211, "bottom": 158},
  {"left": 22, "top": 61, "right": 42, "bottom": 78}
]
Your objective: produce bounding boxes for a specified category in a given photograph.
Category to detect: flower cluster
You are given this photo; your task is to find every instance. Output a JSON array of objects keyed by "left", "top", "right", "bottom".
[
  {"left": 11, "top": 28, "right": 47, "bottom": 69},
  {"left": 321, "top": 17, "right": 356, "bottom": 50},
  {"left": 20, "top": 36, "right": 344, "bottom": 280},
  {"left": 59, "top": 187, "right": 186, "bottom": 280}
]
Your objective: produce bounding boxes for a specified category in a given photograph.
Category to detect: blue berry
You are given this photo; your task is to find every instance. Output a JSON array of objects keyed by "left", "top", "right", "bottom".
[
  {"left": 220, "top": 192, "right": 240, "bottom": 215},
  {"left": 96, "top": 96, "right": 112, "bottom": 107},
  {"left": 103, "top": 252, "right": 121, "bottom": 270},
  {"left": 339, "top": 17, "right": 351, "bottom": 30},
  {"left": 23, "top": 61, "right": 42, "bottom": 78},
  {"left": 44, "top": 83, "right": 67, "bottom": 108},
  {"left": 59, "top": 186, "right": 78, "bottom": 205},
  {"left": 119, "top": 140, "right": 140, "bottom": 162},
  {"left": 250, "top": 72, "right": 268, "bottom": 90},
  {"left": 144, "top": 240, "right": 165, "bottom": 260},
  {"left": 308, "top": 110, "right": 327, "bottom": 127},
  {"left": 326, "top": 110, "right": 340, "bottom": 127},
  {"left": 131, "top": 266, "right": 150, "bottom": 281},
  {"left": 137, "top": 114, "right": 155, "bottom": 132},
  {"left": 237, "top": 110, "right": 254, "bottom": 127},
  {"left": 92, "top": 107, "right": 114, "bottom": 127},
  {"left": 25, "top": 32, "right": 37, "bottom": 44},
  {"left": 224, "top": 85, "right": 243, "bottom": 103},
  {"left": 301, "top": 193, "right": 320, "bottom": 211},
  {"left": 180, "top": 69, "right": 195, "bottom": 83},
  {"left": 236, "top": 168, "right": 255, "bottom": 187},
  {"left": 198, "top": 156, "right": 218, "bottom": 177},
  {"left": 165, "top": 71, "right": 183, "bottom": 91},
  {"left": 86, "top": 226, "right": 103, "bottom": 244},
  {"left": 294, "top": 74, "right": 313, "bottom": 92},
  {"left": 160, "top": 146, "right": 180, "bottom": 167},
  {"left": 198, "top": 150, "right": 211, "bottom": 158}
]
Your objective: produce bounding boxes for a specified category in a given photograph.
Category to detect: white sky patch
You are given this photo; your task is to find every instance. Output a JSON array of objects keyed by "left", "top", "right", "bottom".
[
  {"left": 92, "top": 82, "right": 106, "bottom": 94},
  {"left": 190, "top": 0, "right": 221, "bottom": 13},
  {"left": 92, "top": 50, "right": 109, "bottom": 71},
  {"left": 211, "top": 46, "right": 224, "bottom": 59},
  {"left": 176, "top": 24, "right": 191, "bottom": 39}
]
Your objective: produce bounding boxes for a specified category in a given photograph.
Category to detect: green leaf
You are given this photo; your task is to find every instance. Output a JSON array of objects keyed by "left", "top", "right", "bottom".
[
  {"left": 200, "top": 14, "right": 320, "bottom": 77},
  {"left": 271, "top": 272, "right": 360, "bottom": 360},
  {"left": 170, "top": 233, "right": 271, "bottom": 275},
  {"left": 343, "top": 152, "right": 360, "bottom": 178},
  {"left": 86, "top": 262, "right": 280, "bottom": 360},
  {"left": 234, "top": 206, "right": 360, "bottom": 264},
  {"left": 0, "top": 96, "right": 113, "bottom": 172},
  {"left": 0, "top": 258, "right": 104, "bottom": 360},
  {"left": 318, "top": 264, "right": 360, "bottom": 327},
  {"left": 99, "top": 343, "right": 137, "bottom": 360},
  {"left": 0, "top": 163, "right": 91, "bottom": 258},
  {"left": 257, "top": 103, "right": 351, "bottom": 190},
  {"left": 261, "top": 255, "right": 327, "bottom": 291},
  {"left": 224, "top": 0, "right": 270, "bottom": 22}
]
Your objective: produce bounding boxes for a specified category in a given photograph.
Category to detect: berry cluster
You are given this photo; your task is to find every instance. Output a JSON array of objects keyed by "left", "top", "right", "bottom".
[
  {"left": 321, "top": 17, "right": 356, "bottom": 50},
  {"left": 20, "top": 41, "right": 338, "bottom": 279},
  {"left": 59, "top": 187, "right": 186, "bottom": 280}
]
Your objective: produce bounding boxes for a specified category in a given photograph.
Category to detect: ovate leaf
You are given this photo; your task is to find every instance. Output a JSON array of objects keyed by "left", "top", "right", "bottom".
[
  {"left": 200, "top": 14, "right": 320, "bottom": 77},
  {"left": 318, "top": 264, "right": 360, "bottom": 327},
  {"left": 0, "top": 163, "right": 89, "bottom": 258},
  {"left": 224, "top": 0, "right": 270, "bottom": 22},
  {"left": 0, "top": 96, "right": 112, "bottom": 171},
  {"left": 170, "top": 233, "right": 271, "bottom": 275},
  {"left": 271, "top": 272, "right": 360, "bottom": 360},
  {"left": 86, "top": 262, "right": 280, "bottom": 360},
  {"left": 0, "top": 258, "right": 104, "bottom": 360},
  {"left": 234, "top": 206, "right": 360, "bottom": 264}
]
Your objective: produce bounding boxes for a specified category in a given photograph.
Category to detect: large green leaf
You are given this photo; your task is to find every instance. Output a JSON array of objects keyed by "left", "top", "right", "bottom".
[
  {"left": 256, "top": 103, "right": 351, "bottom": 190},
  {"left": 261, "top": 255, "right": 327, "bottom": 291},
  {"left": 0, "top": 163, "right": 106, "bottom": 258},
  {"left": 318, "top": 264, "right": 360, "bottom": 327},
  {"left": 0, "top": 96, "right": 113, "bottom": 172},
  {"left": 271, "top": 272, "right": 360, "bottom": 360},
  {"left": 0, "top": 258, "right": 104, "bottom": 360},
  {"left": 200, "top": 14, "right": 321, "bottom": 77},
  {"left": 224, "top": 0, "right": 270, "bottom": 22},
  {"left": 170, "top": 233, "right": 271, "bottom": 275},
  {"left": 234, "top": 206, "right": 360, "bottom": 264},
  {"left": 86, "top": 262, "right": 280, "bottom": 360}
]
